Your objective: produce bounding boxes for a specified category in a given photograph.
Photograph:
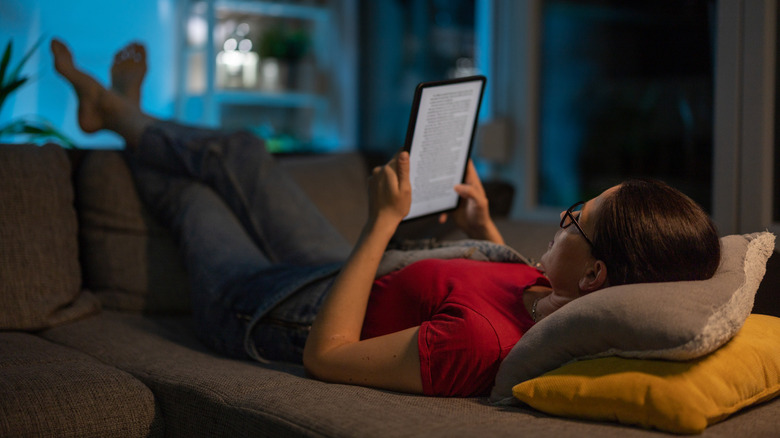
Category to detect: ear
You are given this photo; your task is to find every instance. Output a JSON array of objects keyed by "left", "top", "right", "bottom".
[{"left": 579, "top": 260, "right": 609, "bottom": 294}]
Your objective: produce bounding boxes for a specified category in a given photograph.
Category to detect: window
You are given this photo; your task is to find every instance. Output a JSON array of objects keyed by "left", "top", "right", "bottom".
[
  {"left": 178, "top": 0, "right": 357, "bottom": 152},
  {"left": 537, "top": 0, "right": 714, "bottom": 211},
  {"left": 358, "top": 0, "right": 488, "bottom": 157}
]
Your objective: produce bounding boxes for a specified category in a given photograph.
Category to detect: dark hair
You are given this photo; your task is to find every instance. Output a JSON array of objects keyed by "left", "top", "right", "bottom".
[{"left": 591, "top": 179, "right": 720, "bottom": 286}]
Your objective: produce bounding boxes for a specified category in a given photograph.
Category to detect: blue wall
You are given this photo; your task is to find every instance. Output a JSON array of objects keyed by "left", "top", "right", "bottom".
[{"left": 0, "top": 0, "right": 178, "bottom": 148}]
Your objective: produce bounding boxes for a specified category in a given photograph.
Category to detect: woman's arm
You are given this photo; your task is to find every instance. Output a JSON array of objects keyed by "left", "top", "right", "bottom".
[
  {"left": 303, "top": 152, "right": 424, "bottom": 394},
  {"left": 440, "top": 160, "right": 505, "bottom": 245}
]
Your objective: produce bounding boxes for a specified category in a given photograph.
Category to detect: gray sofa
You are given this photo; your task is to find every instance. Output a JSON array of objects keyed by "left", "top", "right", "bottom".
[{"left": 1, "top": 143, "right": 779, "bottom": 437}]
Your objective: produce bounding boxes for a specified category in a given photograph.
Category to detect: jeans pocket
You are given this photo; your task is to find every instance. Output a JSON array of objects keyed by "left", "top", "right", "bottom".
[{"left": 251, "top": 319, "right": 311, "bottom": 363}]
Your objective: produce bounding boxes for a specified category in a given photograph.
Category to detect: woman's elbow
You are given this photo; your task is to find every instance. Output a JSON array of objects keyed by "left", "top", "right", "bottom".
[{"left": 302, "top": 343, "right": 331, "bottom": 381}]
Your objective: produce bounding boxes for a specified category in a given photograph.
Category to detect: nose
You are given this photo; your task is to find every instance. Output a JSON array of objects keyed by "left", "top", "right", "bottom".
[{"left": 559, "top": 210, "right": 570, "bottom": 228}]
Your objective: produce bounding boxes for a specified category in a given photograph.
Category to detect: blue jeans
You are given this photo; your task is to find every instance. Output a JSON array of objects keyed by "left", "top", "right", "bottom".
[{"left": 125, "top": 121, "right": 352, "bottom": 363}]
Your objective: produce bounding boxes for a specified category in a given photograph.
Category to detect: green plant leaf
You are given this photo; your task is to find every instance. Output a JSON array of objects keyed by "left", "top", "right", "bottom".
[
  {"left": 0, "top": 77, "right": 28, "bottom": 110},
  {"left": 0, "top": 37, "right": 73, "bottom": 148},
  {"left": 0, "top": 40, "right": 12, "bottom": 87},
  {"left": 0, "top": 117, "right": 76, "bottom": 148}
]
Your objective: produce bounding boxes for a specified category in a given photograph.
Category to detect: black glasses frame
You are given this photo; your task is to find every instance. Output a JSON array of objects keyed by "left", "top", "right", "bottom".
[{"left": 560, "top": 201, "right": 594, "bottom": 247}]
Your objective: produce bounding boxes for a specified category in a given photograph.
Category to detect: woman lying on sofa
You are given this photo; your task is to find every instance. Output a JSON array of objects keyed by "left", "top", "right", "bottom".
[{"left": 51, "top": 38, "right": 721, "bottom": 397}]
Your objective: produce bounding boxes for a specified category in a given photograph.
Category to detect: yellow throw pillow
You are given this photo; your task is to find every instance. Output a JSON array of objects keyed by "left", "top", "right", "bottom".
[{"left": 512, "top": 314, "right": 780, "bottom": 434}]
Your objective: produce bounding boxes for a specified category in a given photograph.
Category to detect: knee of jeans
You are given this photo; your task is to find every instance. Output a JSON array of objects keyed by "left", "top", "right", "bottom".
[
  {"left": 217, "top": 131, "right": 276, "bottom": 170},
  {"left": 217, "top": 131, "right": 263, "bottom": 156}
]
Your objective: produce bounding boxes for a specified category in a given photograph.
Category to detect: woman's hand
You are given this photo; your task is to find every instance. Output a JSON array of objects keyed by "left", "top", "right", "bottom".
[
  {"left": 439, "top": 160, "right": 505, "bottom": 245},
  {"left": 367, "top": 151, "right": 412, "bottom": 228}
]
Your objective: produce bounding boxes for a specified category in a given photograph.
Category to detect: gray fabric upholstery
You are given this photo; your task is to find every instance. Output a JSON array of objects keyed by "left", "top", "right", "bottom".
[
  {"left": 4, "top": 147, "right": 778, "bottom": 437},
  {"left": 0, "top": 332, "right": 163, "bottom": 438},
  {"left": 76, "top": 151, "right": 191, "bottom": 313},
  {"left": 0, "top": 144, "right": 99, "bottom": 330},
  {"left": 74, "top": 151, "right": 368, "bottom": 314},
  {"left": 277, "top": 152, "right": 369, "bottom": 245},
  {"left": 42, "top": 311, "right": 780, "bottom": 438}
]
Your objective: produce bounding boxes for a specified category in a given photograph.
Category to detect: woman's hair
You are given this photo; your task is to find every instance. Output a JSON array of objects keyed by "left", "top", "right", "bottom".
[{"left": 591, "top": 179, "right": 720, "bottom": 286}]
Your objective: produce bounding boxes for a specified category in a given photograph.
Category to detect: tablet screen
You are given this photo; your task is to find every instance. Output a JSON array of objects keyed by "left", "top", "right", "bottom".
[{"left": 402, "top": 76, "right": 486, "bottom": 221}]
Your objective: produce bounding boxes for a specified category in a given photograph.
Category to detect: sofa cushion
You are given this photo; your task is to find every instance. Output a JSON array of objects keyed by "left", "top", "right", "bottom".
[
  {"left": 492, "top": 232, "right": 775, "bottom": 402},
  {"left": 0, "top": 144, "right": 99, "bottom": 330},
  {"left": 512, "top": 314, "right": 780, "bottom": 434},
  {"left": 76, "top": 151, "right": 191, "bottom": 313},
  {"left": 0, "top": 331, "right": 163, "bottom": 437},
  {"left": 41, "top": 311, "right": 780, "bottom": 437}
]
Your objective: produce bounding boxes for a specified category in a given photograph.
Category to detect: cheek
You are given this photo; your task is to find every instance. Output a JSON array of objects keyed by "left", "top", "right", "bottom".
[
  {"left": 539, "top": 249, "right": 563, "bottom": 284},
  {"left": 540, "top": 231, "right": 568, "bottom": 266},
  {"left": 540, "top": 230, "right": 563, "bottom": 261},
  {"left": 539, "top": 237, "right": 582, "bottom": 289}
]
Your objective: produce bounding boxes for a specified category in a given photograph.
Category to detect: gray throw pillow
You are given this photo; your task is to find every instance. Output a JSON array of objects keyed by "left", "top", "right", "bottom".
[
  {"left": 490, "top": 232, "right": 775, "bottom": 403},
  {"left": 0, "top": 144, "right": 100, "bottom": 330}
]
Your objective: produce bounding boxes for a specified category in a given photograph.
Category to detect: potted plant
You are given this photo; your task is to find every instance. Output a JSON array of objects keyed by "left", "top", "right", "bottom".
[
  {"left": 257, "top": 26, "right": 311, "bottom": 91},
  {"left": 0, "top": 37, "right": 75, "bottom": 147}
]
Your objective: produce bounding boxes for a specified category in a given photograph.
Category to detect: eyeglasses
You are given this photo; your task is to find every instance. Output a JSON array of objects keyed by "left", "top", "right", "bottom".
[{"left": 560, "top": 201, "right": 594, "bottom": 247}]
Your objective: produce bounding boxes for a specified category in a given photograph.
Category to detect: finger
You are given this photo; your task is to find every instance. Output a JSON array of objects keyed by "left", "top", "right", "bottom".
[
  {"left": 386, "top": 152, "right": 398, "bottom": 168},
  {"left": 454, "top": 183, "right": 478, "bottom": 199},
  {"left": 376, "top": 152, "right": 400, "bottom": 186},
  {"left": 395, "top": 151, "right": 411, "bottom": 192},
  {"left": 464, "top": 160, "right": 483, "bottom": 188}
]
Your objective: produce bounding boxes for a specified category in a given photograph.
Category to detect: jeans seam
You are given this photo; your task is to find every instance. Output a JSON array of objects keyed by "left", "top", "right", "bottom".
[{"left": 214, "top": 149, "right": 280, "bottom": 264}]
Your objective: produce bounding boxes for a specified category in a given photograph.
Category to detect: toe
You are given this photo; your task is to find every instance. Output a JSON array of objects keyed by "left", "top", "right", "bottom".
[{"left": 50, "top": 39, "right": 74, "bottom": 72}]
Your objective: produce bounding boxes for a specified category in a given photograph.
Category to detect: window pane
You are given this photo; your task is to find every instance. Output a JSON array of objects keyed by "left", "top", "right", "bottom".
[
  {"left": 538, "top": 1, "right": 714, "bottom": 211},
  {"left": 359, "top": 0, "right": 478, "bottom": 156}
]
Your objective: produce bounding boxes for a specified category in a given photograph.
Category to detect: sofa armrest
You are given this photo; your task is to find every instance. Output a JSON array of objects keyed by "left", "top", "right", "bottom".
[{"left": 755, "top": 251, "right": 780, "bottom": 317}]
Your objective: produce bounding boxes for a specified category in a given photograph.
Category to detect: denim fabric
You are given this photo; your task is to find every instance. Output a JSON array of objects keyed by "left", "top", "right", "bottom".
[
  {"left": 250, "top": 272, "right": 339, "bottom": 363},
  {"left": 125, "top": 121, "right": 351, "bottom": 362}
]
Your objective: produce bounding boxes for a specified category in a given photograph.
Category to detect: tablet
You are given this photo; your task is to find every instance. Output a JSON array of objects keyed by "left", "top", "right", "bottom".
[{"left": 402, "top": 75, "right": 486, "bottom": 221}]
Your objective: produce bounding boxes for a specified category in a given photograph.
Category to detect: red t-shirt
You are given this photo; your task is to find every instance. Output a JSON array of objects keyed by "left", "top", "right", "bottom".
[{"left": 361, "top": 259, "right": 548, "bottom": 397}]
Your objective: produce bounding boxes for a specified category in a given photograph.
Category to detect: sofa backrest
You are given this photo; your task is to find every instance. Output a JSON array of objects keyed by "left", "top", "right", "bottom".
[
  {"left": 73, "top": 149, "right": 369, "bottom": 315},
  {"left": 0, "top": 144, "right": 100, "bottom": 330},
  {"left": 277, "top": 152, "right": 369, "bottom": 245},
  {"left": 75, "top": 150, "right": 192, "bottom": 314}
]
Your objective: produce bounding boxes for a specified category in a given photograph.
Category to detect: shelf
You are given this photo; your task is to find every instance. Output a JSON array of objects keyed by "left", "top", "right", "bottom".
[
  {"left": 177, "top": 0, "right": 356, "bottom": 152},
  {"left": 214, "top": 90, "right": 327, "bottom": 109},
  {"left": 215, "top": 1, "right": 329, "bottom": 21}
]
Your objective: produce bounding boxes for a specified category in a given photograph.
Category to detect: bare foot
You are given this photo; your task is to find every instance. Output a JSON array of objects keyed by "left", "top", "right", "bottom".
[
  {"left": 51, "top": 39, "right": 110, "bottom": 133},
  {"left": 111, "top": 43, "right": 147, "bottom": 106},
  {"left": 51, "top": 39, "right": 152, "bottom": 148}
]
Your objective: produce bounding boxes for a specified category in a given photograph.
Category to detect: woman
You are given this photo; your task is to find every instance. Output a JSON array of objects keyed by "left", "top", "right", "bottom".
[{"left": 51, "top": 39, "right": 720, "bottom": 397}]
